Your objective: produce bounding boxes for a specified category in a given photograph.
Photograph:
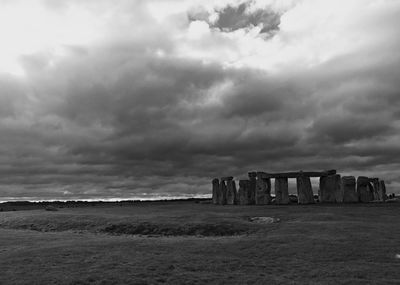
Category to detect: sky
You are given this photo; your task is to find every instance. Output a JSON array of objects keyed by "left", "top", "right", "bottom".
[{"left": 0, "top": 0, "right": 400, "bottom": 201}]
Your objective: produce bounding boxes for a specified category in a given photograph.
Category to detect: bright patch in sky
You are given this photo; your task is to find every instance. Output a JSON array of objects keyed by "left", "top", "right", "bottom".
[
  {"left": 1, "top": 0, "right": 397, "bottom": 74},
  {"left": 0, "top": 1, "right": 98, "bottom": 76}
]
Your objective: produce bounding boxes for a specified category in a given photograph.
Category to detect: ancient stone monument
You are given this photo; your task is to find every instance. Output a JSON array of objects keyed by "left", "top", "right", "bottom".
[
  {"left": 342, "top": 176, "right": 358, "bottom": 203},
  {"left": 254, "top": 172, "right": 272, "bottom": 205},
  {"left": 357, "top": 176, "right": 374, "bottom": 203},
  {"left": 212, "top": 178, "right": 219, "bottom": 204},
  {"left": 226, "top": 178, "right": 237, "bottom": 205},
  {"left": 218, "top": 178, "right": 228, "bottom": 205},
  {"left": 248, "top": 172, "right": 257, "bottom": 205},
  {"left": 369, "top": 178, "right": 387, "bottom": 202},
  {"left": 238, "top": 180, "right": 252, "bottom": 205},
  {"left": 320, "top": 174, "right": 343, "bottom": 203},
  {"left": 275, "top": 177, "right": 289, "bottom": 204},
  {"left": 212, "top": 169, "right": 387, "bottom": 206},
  {"left": 296, "top": 174, "right": 315, "bottom": 204},
  {"left": 379, "top": 180, "right": 387, "bottom": 201},
  {"left": 371, "top": 178, "right": 380, "bottom": 201}
]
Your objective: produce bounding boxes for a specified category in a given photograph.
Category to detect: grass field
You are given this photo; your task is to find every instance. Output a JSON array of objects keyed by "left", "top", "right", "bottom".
[{"left": 0, "top": 201, "right": 400, "bottom": 284}]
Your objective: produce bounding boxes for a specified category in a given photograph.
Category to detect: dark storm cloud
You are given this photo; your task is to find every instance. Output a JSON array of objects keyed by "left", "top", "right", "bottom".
[
  {"left": 308, "top": 115, "right": 394, "bottom": 144},
  {"left": 3, "top": 42, "right": 400, "bottom": 198},
  {"left": 189, "top": 1, "right": 281, "bottom": 35},
  {"left": 214, "top": 2, "right": 280, "bottom": 33}
]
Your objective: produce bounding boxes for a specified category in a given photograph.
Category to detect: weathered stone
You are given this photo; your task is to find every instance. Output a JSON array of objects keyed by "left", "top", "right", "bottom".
[
  {"left": 238, "top": 180, "right": 251, "bottom": 205},
  {"left": 218, "top": 180, "right": 227, "bottom": 205},
  {"left": 342, "top": 176, "right": 358, "bottom": 203},
  {"left": 248, "top": 172, "right": 257, "bottom": 179},
  {"left": 257, "top": 169, "right": 336, "bottom": 179},
  {"left": 371, "top": 178, "right": 380, "bottom": 200},
  {"left": 221, "top": 176, "right": 233, "bottom": 181},
  {"left": 380, "top": 180, "right": 387, "bottom": 201},
  {"left": 275, "top": 177, "right": 289, "bottom": 204},
  {"left": 247, "top": 172, "right": 257, "bottom": 205},
  {"left": 372, "top": 178, "right": 386, "bottom": 201},
  {"left": 319, "top": 174, "right": 343, "bottom": 203},
  {"left": 212, "top": 178, "right": 219, "bottom": 204},
  {"left": 255, "top": 176, "right": 271, "bottom": 205},
  {"left": 357, "top": 176, "right": 374, "bottom": 203},
  {"left": 296, "top": 175, "right": 315, "bottom": 204},
  {"left": 226, "top": 179, "right": 237, "bottom": 205},
  {"left": 368, "top": 182, "right": 375, "bottom": 201}
]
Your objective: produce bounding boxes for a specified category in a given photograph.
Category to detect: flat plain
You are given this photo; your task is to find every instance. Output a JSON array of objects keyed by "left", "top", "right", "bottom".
[{"left": 0, "top": 201, "right": 399, "bottom": 285}]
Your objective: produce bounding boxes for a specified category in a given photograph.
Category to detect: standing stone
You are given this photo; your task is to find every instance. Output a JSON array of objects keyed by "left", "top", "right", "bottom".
[
  {"left": 319, "top": 174, "right": 343, "bottom": 203},
  {"left": 296, "top": 175, "right": 315, "bottom": 204},
  {"left": 368, "top": 182, "right": 375, "bottom": 201},
  {"left": 212, "top": 178, "right": 220, "bottom": 204},
  {"left": 342, "top": 176, "right": 358, "bottom": 203},
  {"left": 248, "top": 172, "right": 257, "bottom": 205},
  {"left": 255, "top": 176, "right": 271, "bottom": 205},
  {"left": 218, "top": 180, "right": 227, "bottom": 205},
  {"left": 226, "top": 179, "right": 237, "bottom": 205},
  {"left": 357, "top": 176, "right": 373, "bottom": 203},
  {"left": 379, "top": 180, "right": 387, "bottom": 201},
  {"left": 238, "top": 180, "right": 251, "bottom": 205},
  {"left": 275, "top": 177, "right": 289, "bottom": 204},
  {"left": 221, "top": 176, "right": 234, "bottom": 181},
  {"left": 371, "top": 178, "right": 380, "bottom": 200}
]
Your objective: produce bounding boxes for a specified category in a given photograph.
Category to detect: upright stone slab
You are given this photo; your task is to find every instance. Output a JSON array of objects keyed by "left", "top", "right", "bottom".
[
  {"left": 379, "top": 180, "right": 387, "bottom": 201},
  {"left": 212, "top": 178, "right": 220, "bottom": 204},
  {"left": 238, "top": 180, "right": 251, "bottom": 205},
  {"left": 319, "top": 174, "right": 343, "bottom": 203},
  {"left": 342, "top": 176, "right": 358, "bottom": 203},
  {"left": 255, "top": 175, "right": 271, "bottom": 205},
  {"left": 371, "top": 178, "right": 380, "bottom": 200},
  {"left": 368, "top": 182, "right": 375, "bottom": 201},
  {"left": 296, "top": 175, "right": 315, "bottom": 204},
  {"left": 218, "top": 180, "right": 227, "bottom": 205},
  {"left": 248, "top": 172, "right": 257, "bottom": 205},
  {"left": 357, "top": 176, "right": 373, "bottom": 203},
  {"left": 226, "top": 179, "right": 237, "bottom": 205},
  {"left": 275, "top": 177, "right": 289, "bottom": 204}
]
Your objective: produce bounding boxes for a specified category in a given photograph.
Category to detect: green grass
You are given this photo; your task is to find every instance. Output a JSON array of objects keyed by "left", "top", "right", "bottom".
[{"left": 0, "top": 202, "right": 400, "bottom": 284}]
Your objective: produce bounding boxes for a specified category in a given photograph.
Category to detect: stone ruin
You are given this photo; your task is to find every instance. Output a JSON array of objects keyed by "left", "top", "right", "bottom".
[{"left": 212, "top": 170, "right": 387, "bottom": 205}]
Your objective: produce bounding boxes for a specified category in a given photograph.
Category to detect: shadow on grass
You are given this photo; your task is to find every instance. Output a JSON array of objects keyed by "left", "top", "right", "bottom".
[
  {"left": 0, "top": 212, "right": 264, "bottom": 237},
  {"left": 100, "top": 222, "right": 252, "bottom": 236}
]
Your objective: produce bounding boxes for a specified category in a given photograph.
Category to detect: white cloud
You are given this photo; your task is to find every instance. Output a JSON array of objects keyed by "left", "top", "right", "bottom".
[
  {"left": 177, "top": 0, "right": 400, "bottom": 72},
  {"left": 187, "top": 20, "right": 211, "bottom": 40}
]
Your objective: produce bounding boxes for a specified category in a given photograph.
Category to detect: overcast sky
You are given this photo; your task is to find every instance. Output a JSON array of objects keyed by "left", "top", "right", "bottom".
[{"left": 1, "top": 0, "right": 400, "bottom": 201}]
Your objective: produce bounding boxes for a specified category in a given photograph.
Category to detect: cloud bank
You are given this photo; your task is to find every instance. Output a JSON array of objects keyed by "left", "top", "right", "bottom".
[{"left": 1, "top": 0, "right": 400, "bottom": 200}]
